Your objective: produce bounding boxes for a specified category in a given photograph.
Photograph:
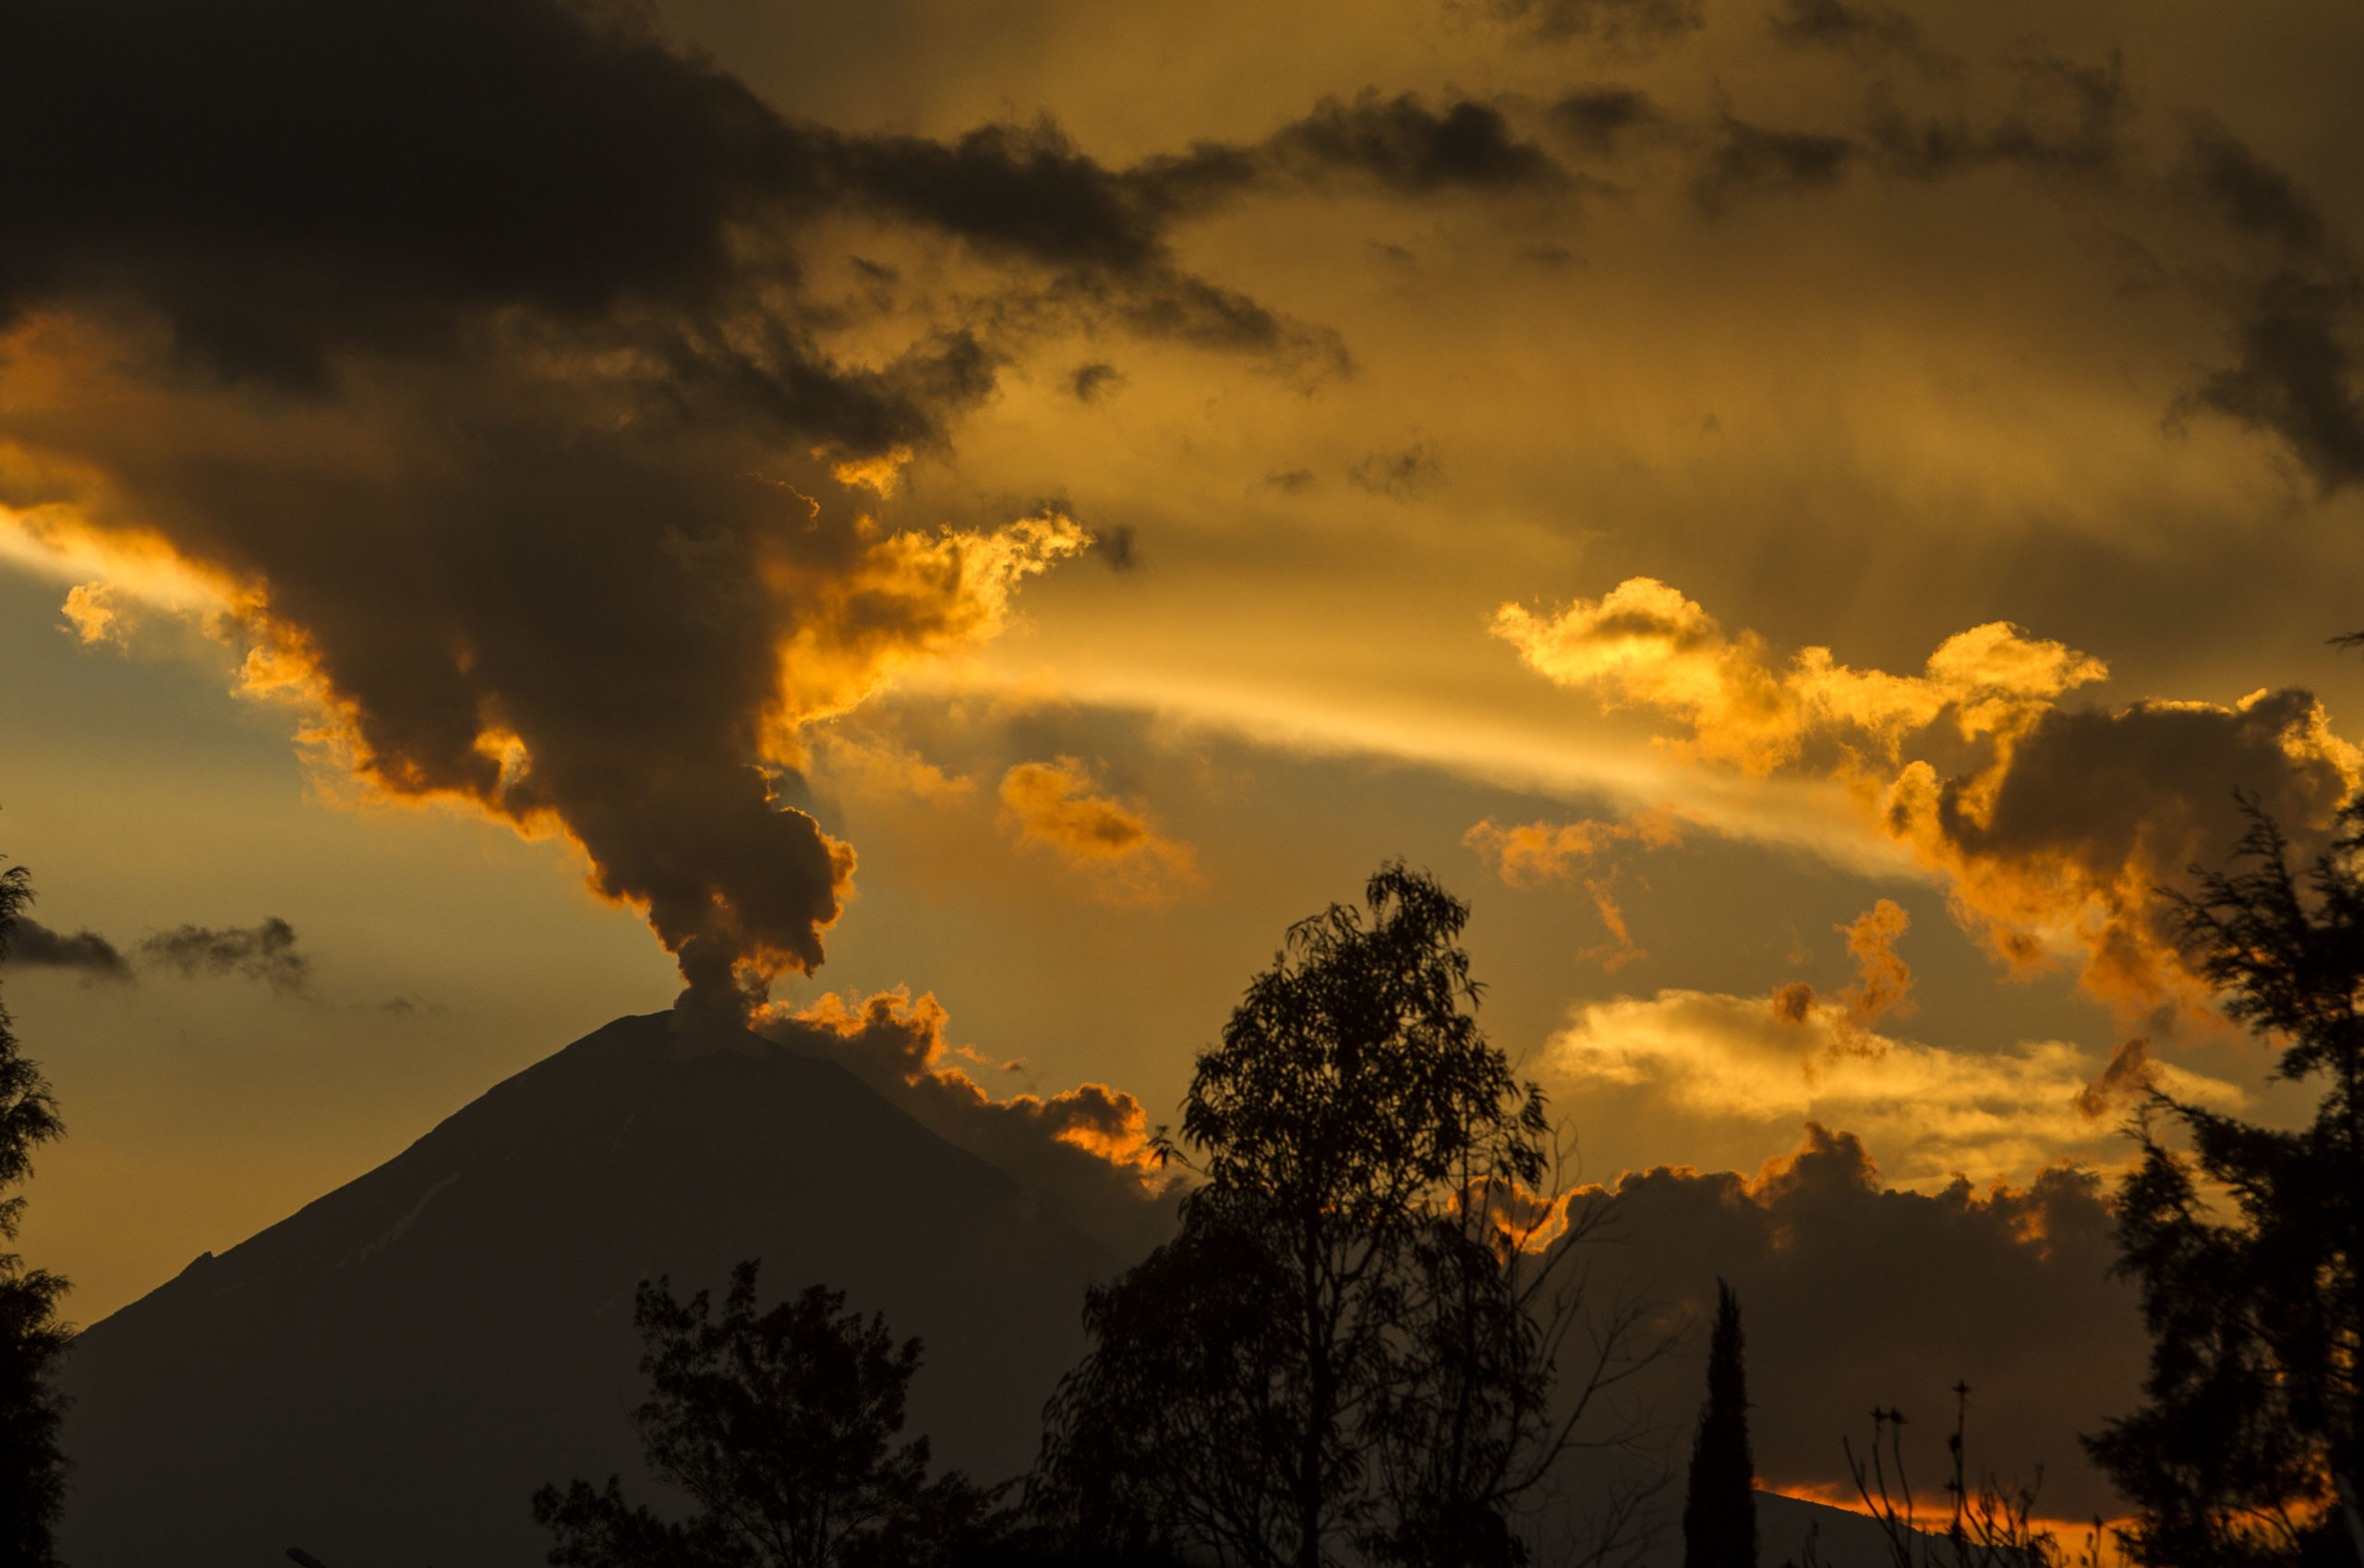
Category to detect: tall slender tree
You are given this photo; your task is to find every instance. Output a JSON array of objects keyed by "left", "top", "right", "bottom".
[
  {"left": 1682, "top": 1280, "right": 1756, "bottom": 1568},
  {"left": 0, "top": 858, "right": 71, "bottom": 1566}
]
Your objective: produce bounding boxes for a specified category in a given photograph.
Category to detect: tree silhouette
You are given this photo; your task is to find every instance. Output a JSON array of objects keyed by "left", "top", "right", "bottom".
[
  {"left": 1033, "top": 863, "right": 1667, "bottom": 1568},
  {"left": 535, "top": 1261, "right": 1001, "bottom": 1568},
  {"left": 1682, "top": 1280, "right": 1755, "bottom": 1568},
  {"left": 2084, "top": 799, "right": 2364, "bottom": 1566},
  {"left": 0, "top": 859, "right": 70, "bottom": 1567}
]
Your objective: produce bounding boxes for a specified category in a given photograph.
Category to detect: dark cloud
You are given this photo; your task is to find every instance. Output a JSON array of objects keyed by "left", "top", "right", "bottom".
[
  {"left": 1349, "top": 442, "right": 1447, "bottom": 499},
  {"left": 2073, "top": 1035, "right": 2155, "bottom": 1122},
  {"left": 0, "top": 0, "right": 1427, "bottom": 1019},
  {"left": 2165, "top": 122, "right": 2363, "bottom": 494},
  {"left": 1767, "top": 0, "right": 1923, "bottom": 59},
  {"left": 1574, "top": 1124, "right": 2142, "bottom": 1517},
  {"left": 1260, "top": 467, "right": 1321, "bottom": 494},
  {"left": 1549, "top": 87, "right": 1664, "bottom": 156},
  {"left": 1911, "top": 687, "right": 2355, "bottom": 1027},
  {"left": 1089, "top": 524, "right": 1140, "bottom": 573},
  {"left": 1133, "top": 92, "right": 1569, "bottom": 216},
  {"left": 139, "top": 918, "right": 310, "bottom": 995},
  {"left": 1483, "top": 0, "right": 1704, "bottom": 48},
  {"left": 1693, "top": 118, "right": 1858, "bottom": 211},
  {"left": 2177, "top": 118, "right": 2334, "bottom": 259},
  {"left": 2, "top": 917, "right": 133, "bottom": 983},
  {"left": 1265, "top": 94, "right": 1567, "bottom": 196},
  {"left": 1068, "top": 361, "right": 1126, "bottom": 402},
  {"left": 2183, "top": 271, "right": 2364, "bottom": 494},
  {"left": 1861, "top": 48, "right": 2122, "bottom": 183}
]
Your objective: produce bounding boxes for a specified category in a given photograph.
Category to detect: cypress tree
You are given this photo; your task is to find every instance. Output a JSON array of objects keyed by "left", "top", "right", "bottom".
[{"left": 1682, "top": 1279, "right": 1756, "bottom": 1568}]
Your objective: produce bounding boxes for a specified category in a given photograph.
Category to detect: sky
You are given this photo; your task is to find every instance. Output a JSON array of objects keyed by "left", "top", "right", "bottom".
[{"left": 3, "top": 0, "right": 2361, "bottom": 1522}]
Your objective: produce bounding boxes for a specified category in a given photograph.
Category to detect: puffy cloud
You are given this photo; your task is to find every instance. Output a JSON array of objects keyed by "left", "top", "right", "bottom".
[
  {"left": 1492, "top": 577, "right": 2105, "bottom": 777},
  {"left": 997, "top": 758, "right": 1200, "bottom": 903},
  {"left": 754, "top": 988, "right": 1176, "bottom": 1255},
  {"left": 1570, "top": 1125, "right": 2152, "bottom": 1517},
  {"left": 1547, "top": 981, "right": 2241, "bottom": 1187},
  {"left": 139, "top": 918, "right": 310, "bottom": 995},
  {"left": 1465, "top": 803, "right": 1683, "bottom": 888},
  {"left": 1837, "top": 898, "right": 1913, "bottom": 1031},
  {"left": 1497, "top": 578, "right": 2360, "bottom": 1031},
  {"left": 1, "top": 916, "right": 132, "bottom": 983}
]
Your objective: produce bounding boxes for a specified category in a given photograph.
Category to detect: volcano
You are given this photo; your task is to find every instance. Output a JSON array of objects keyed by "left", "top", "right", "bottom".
[{"left": 58, "top": 1012, "right": 1123, "bottom": 1568}]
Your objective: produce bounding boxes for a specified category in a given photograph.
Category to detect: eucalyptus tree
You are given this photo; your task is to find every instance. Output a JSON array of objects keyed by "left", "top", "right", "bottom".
[{"left": 1036, "top": 864, "right": 1666, "bottom": 1568}]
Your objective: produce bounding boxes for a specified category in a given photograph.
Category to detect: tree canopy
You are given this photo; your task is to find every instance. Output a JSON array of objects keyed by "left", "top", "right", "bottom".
[
  {"left": 1034, "top": 863, "right": 1663, "bottom": 1568},
  {"left": 536, "top": 1261, "right": 1000, "bottom": 1568},
  {"left": 2085, "top": 800, "right": 2364, "bottom": 1567},
  {"left": 0, "top": 859, "right": 70, "bottom": 1568}
]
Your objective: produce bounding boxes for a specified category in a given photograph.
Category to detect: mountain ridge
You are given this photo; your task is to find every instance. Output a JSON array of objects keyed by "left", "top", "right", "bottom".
[{"left": 62, "top": 1011, "right": 1124, "bottom": 1568}]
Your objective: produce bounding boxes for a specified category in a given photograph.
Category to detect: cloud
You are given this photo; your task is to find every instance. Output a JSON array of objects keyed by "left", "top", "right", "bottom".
[
  {"left": 1548, "top": 985, "right": 2242, "bottom": 1189},
  {"left": 1492, "top": 577, "right": 2106, "bottom": 776},
  {"left": 1481, "top": 0, "right": 1704, "bottom": 49},
  {"left": 1259, "top": 93, "right": 1567, "bottom": 196},
  {"left": 1348, "top": 441, "right": 1447, "bottom": 499},
  {"left": 997, "top": 758, "right": 1200, "bottom": 903},
  {"left": 1767, "top": 0, "right": 1924, "bottom": 61},
  {"left": 1465, "top": 805, "right": 1685, "bottom": 971},
  {"left": 1861, "top": 48, "right": 2125, "bottom": 182},
  {"left": 2, "top": 0, "right": 1646, "bottom": 1019},
  {"left": 1069, "top": 361, "right": 1126, "bottom": 402},
  {"left": 2160, "top": 120, "right": 2364, "bottom": 495},
  {"left": 1694, "top": 117, "right": 1858, "bottom": 211},
  {"left": 1548, "top": 87, "right": 1665, "bottom": 156},
  {"left": 1465, "top": 803, "right": 1684, "bottom": 887},
  {"left": 1569, "top": 1125, "right": 2153, "bottom": 1517},
  {"left": 754, "top": 988, "right": 1177, "bottom": 1255},
  {"left": 1260, "top": 467, "right": 1320, "bottom": 494},
  {"left": 2, "top": 916, "right": 132, "bottom": 983},
  {"left": 1496, "top": 578, "right": 2360, "bottom": 1029},
  {"left": 1836, "top": 898, "right": 1913, "bottom": 1031},
  {"left": 139, "top": 918, "right": 310, "bottom": 995},
  {"left": 2071, "top": 1033, "right": 2158, "bottom": 1123}
]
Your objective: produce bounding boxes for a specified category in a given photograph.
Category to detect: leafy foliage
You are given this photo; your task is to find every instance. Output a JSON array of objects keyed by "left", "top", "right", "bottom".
[
  {"left": 1033, "top": 863, "right": 1667, "bottom": 1568},
  {"left": 2084, "top": 799, "right": 2364, "bottom": 1567},
  {"left": 535, "top": 1262, "right": 1002, "bottom": 1568},
  {"left": 0, "top": 861, "right": 70, "bottom": 1567}
]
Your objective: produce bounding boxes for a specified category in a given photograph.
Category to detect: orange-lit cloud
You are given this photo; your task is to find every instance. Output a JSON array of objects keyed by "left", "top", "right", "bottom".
[
  {"left": 1498, "top": 577, "right": 2361, "bottom": 1032},
  {"left": 1493, "top": 577, "right": 2107, "bottom": 777},
  {"left": 997, "top": 757, "right": 1200, "bottom": 902},
  {"left": 1546, "top": 983, "right": 2241, "bottom": 1187},
  {"left": 1838, "top": 898, "right": 1914, "bottom": 1031},
  {"left": 1464, "top": 802, "right": 1684, "bottom": 887},
  {"left": 1466, "top": 805, "right": 1684, "bottom": 972}
]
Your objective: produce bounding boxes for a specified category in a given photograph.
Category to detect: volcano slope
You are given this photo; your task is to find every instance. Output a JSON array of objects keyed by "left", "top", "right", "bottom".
[{"left": 58, "top": 1012, "right": 1123, "bottom": 1568}]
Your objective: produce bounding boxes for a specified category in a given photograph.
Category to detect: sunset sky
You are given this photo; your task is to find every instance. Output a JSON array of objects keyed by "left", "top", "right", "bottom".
[{"left": 4, "top": 0, "right": 2361, "bottom": 1516}]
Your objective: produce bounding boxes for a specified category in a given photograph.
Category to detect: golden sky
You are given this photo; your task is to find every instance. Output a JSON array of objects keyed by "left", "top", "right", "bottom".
[{"left": 2, "top": 0, "right": 2360, "bottom": 1513}]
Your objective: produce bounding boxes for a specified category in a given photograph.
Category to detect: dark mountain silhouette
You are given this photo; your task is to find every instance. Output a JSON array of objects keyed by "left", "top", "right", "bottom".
[{"left": 57, "top": 1012, "right": 1125, "bottom": 1568}]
